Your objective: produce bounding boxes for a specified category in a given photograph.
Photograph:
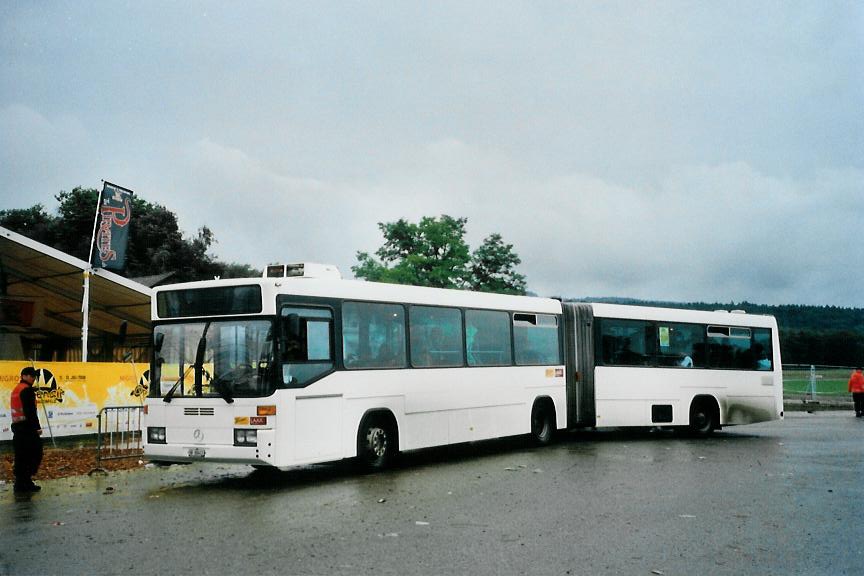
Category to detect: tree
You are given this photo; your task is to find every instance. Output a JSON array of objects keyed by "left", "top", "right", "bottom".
[
  {"left": 0, "top": 205, "right": 57, "bottom": 247},
  {"left": 54, "top": 187, "right": 100, "bottom": 260},
  {"left": 352, "top": 215, "right": 527, "bottom": 295},
  {"left": 469, "top": 233, "right": 527, "bottom": 295},
  {"left": 1, "top": 187, "right": 259, "bottom": 282},
  {"left": 354, "top": 215, "right": 472, "bottom": 289}
]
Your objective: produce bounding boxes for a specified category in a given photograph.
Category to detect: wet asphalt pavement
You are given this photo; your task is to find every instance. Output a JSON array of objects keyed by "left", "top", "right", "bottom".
[{"left": 2, "top": 411, "right": 863, "bottom": 576}]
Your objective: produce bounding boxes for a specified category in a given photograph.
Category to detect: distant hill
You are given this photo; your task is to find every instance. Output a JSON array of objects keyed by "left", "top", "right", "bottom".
[{"left": 565, "top": 297, "right": 864, "bottom": 366}]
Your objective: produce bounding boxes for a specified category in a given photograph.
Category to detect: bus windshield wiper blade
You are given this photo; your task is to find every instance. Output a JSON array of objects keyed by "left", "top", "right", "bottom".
[
  {"left": 165, "top": 325, "right": 211, "bottom": 403},
  {"left": 193, "top": 322, "right": 211, "bottom": 398},
  {"left": 163, "top": 364, "right": 195, "bottom": 403}
]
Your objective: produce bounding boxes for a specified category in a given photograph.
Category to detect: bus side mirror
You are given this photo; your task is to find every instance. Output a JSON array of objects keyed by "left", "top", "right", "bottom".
[
  {"left": 286, "top": 313, "right": 301, "bottom": 341},
  {"left": 280, "top": 314, "right": 302, "bottom": 359},
  {"left": 151, "top": 359, "right": 162, "bottom": 398},
  {"left": 154, "top": 332, "right": 165, "bottom": 353},
  {"left": 153, "top": 332, "right": 165, "bottom": 352}
]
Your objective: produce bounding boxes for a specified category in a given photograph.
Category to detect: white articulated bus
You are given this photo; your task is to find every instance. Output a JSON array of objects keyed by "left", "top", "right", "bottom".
[{"left": 143, "top": 264, "right": 783, "bottom": 469}]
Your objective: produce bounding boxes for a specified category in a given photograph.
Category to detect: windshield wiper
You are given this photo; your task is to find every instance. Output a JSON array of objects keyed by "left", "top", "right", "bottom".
[
  {"left": 193, "top": 322, "right": 212, "bottom": 398},
  {"left": 193, "top": 322, "right": 232, "bottom": 404},
  {"left": 162, "top": 364, "right": 195, "bottom": 403},
  {"left": 164, "top": 324, "right": 210, "bottom": 403},
  {"left": 162, "top": 358, "right": 234, "bottom": 404}
]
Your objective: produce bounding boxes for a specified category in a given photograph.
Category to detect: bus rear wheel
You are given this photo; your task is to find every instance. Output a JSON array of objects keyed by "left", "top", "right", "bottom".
[
  {"left": 530, "top": 400, "right": 556, "bottom": 446},
  {"left": 358, "top": 415, "right": 397, "bottom": 470},
  {"left": 689, "top": 400, "right": 718, "bottom": 437}
]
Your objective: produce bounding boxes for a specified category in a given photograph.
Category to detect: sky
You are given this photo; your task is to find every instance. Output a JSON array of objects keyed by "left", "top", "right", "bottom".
[{"left": 1, "top": 1, "right": 862, "bottom": 306}]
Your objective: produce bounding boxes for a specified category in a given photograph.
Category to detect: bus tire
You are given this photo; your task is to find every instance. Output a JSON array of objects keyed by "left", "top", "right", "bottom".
[
  {"left": 689, "top": 397, "right": 719, "bottom": 437},
  {"left": 357, "top": 412, "right": 398, "bottom": 471},
  {"left": 530, "top": 398, "right": 556, "bottom": 446}
]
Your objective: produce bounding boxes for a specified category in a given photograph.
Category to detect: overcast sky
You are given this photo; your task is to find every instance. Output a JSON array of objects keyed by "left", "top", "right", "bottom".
[{"left": 2, "top": 2, "right": 862, "bottom": 306}]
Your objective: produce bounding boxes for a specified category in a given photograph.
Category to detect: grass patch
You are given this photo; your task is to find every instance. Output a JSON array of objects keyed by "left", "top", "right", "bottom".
[{"left": 784, "top": 369, "right": 851, "bottom": 395}]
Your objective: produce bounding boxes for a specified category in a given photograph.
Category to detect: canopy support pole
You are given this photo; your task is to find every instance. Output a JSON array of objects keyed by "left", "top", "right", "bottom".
[{"left": 82, "top": 270, "right": 91, "bottom": 362}]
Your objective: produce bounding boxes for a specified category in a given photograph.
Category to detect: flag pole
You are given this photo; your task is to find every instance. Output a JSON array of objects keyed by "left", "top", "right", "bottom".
[{"left": 82, "top": 183, "right": 104, "bottom": 363}]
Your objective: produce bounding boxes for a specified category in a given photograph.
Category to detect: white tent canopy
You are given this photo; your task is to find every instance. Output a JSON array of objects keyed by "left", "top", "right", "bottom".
[{"left": 0, "top": 226, "right": 152, "bottom": 360}]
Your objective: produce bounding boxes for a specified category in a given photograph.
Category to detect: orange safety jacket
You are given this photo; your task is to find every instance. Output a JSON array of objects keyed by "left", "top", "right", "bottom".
[
  {"left": 10, "top": 382, "right": 28, "bottom": 423},
  {"left": 849, "top": 371, "right": 864, "bottom": 393}
]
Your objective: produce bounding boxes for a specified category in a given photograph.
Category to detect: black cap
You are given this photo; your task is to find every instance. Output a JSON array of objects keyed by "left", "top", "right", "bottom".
[{"left": 21, "top": 366, "right": 37, "bottom": 379}]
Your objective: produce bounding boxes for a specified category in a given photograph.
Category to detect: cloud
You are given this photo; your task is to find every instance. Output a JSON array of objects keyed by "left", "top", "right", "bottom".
[
  {"left": 164, "top": 138, "right": 398, "bottom": 273},
  {"left": 2, "top": 3, "right": 862, "bottom": 306},
  {"left": 158, "top": 137, "right": 864, "bottom": 306},
  {"left": 492, "top": 160, "right": 864, "bottom": 305},
  {"left": 0, "top": 105, "right": 95, "bottom": 205}
]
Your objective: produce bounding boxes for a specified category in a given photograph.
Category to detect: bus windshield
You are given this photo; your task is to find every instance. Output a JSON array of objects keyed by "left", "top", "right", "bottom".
[{"left": 152, "top": 319, "right": 276, "bottom": 399}]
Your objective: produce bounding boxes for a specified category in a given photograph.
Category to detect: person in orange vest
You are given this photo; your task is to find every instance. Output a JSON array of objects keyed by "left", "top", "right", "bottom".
[
  {"left": 10, "top": 367, "right": 43, "bottom": 493},
  {"left": 849, "top": 367, "right": 864, "bottom": 418}
]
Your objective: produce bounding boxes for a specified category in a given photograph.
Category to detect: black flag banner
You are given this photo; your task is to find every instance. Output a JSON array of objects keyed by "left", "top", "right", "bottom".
[{"left": 92, "top": 181, "right": 133, "bottom": 271}]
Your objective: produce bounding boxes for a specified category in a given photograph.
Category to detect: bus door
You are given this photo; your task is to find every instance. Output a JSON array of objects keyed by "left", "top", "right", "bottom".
[
  {"left": 563, "top": 303, "right": 596, "bottom": 428},
  {"left": 277, "top": 298, "right": 341, "bottom": 462}
]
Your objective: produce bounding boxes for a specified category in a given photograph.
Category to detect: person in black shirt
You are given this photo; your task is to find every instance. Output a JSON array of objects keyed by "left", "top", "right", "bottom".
[{"left": 10, "top": 367, "right": 43, "bottom": 493}]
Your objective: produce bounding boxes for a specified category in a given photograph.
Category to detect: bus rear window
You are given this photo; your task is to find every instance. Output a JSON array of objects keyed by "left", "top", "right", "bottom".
[{"left": 157, "top": 286, "right": 263, "bottom": 318}]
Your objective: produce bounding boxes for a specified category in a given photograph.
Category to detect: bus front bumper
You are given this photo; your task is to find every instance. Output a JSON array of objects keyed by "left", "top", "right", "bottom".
[{"left": 144, "top": 429, "right": 276, "bottom": 465}]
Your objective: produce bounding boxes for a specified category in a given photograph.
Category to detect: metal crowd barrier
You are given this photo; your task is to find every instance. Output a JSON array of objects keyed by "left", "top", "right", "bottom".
[{"left": 95, "top": 405, "right": 144, "bottom": 466}]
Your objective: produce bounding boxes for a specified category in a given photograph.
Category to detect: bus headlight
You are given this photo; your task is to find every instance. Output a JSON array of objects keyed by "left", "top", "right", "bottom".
[
  {"left": 148, "top": 427, "right": 167, "bottom": 444},
  {"left": 234, "top": 429, "right": 258, "bottom": 447}
]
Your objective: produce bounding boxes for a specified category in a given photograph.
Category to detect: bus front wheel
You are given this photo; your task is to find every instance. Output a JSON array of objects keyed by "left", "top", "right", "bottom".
[
  {"left": 358, "top": 415, "right": 398, "bottom": 470},
  {"left": 530, "top": 400, "right": 556, "bottom": 446}
]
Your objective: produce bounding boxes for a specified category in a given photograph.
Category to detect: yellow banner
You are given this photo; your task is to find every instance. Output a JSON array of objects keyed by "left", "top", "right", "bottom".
[{"left": 0, "top": 361, "right": 148, "bottom": 441}]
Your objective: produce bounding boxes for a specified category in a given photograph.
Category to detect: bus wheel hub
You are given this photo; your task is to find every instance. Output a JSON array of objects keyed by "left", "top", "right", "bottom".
[{"left": 367, "top": 428, "right": 387, "bottom": 457}]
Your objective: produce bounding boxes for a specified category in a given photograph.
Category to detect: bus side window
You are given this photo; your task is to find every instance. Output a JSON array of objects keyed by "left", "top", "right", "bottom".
[
  {"left": 656, "top": 323, "right": 704, "bottom": 368},
  {"left": 752, "top": 328, "right": 773, "bottom": 371},
  {"left": 598, "top": 318, "right": 651, "bottom": 367},
  {"left": 306, "top": 321, "right": 332, "bottom": 361},
  {"left": 279, "top": 306, "right": 334, "bottom": 387},
  {"left": 409, "top": 306, "right": 464, "bottom": 368},
  {"left": 342, "top": 302, "right": 407, "bottom": 369},
  {"left": 466, "top": 309, "right": 512, "bottom": 367},
  {"left": 707, "top": 325, "right": 752, "bottom": 369},
  {"left": 513, "top": 313, "right": 560, "bottom": 366}
]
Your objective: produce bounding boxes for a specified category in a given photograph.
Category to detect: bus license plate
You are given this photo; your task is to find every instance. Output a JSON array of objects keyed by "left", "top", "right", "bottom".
[{"left": 187, "top": 448, "right": 206, "bottom": 459}]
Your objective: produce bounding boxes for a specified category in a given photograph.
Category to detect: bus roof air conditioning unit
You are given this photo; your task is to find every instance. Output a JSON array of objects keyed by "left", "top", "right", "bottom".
[{"left": 264, "top": 262, "right": 342, "bottom": 280}]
